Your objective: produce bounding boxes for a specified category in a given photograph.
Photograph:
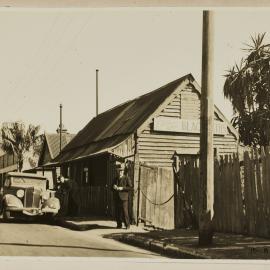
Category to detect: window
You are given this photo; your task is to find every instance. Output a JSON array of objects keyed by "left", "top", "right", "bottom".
[
  {"left": 214, "top": 148, "right": 219, "bottom": 158},
  {"left": 83, "top": 167, "right": 89, "bottom": 184},
  {"left": 67, "top": 166, "right": 70, "bottom": 178}
]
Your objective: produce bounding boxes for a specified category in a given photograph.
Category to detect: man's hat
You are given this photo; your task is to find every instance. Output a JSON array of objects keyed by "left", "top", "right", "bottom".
[{"left": 116, "top": 163, "right": 125, "bottom": 171}]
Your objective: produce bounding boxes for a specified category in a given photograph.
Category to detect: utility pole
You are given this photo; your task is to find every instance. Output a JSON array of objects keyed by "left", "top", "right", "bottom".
[
  {"left": 59, "top": 103, "right": 63, "bottom": 153},
  {"left": 96, "top": 69, "right": 99, "bottom": 116},
  {"left": 199, "top": 10, "right": 214, "bottom": 246}
]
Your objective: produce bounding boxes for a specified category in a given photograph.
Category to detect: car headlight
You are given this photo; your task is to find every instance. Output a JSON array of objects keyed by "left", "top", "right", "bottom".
[
  {"left": 16, "top": 189, "right": 24, "bottom": 198},
  {"left": 42, "top": 192, "right": 50, "bottom": 200}
]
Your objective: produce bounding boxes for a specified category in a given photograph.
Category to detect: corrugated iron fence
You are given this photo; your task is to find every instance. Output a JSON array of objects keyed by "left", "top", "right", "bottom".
[{"left": 175, "top": 147, "right": 270, "bottom": 237}]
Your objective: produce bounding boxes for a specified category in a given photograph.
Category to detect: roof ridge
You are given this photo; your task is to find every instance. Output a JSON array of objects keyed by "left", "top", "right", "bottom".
[
  {"left": 55, "top": 73, "right": 195, "bottom": 162},
  {"left": 93, "top": 74, "right": 192, "bottom": 120}
]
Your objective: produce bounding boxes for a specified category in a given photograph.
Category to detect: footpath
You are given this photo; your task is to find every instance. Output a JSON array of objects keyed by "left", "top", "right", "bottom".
[{"left": 55, "top": 217, "right": 270, "bottom": 259}]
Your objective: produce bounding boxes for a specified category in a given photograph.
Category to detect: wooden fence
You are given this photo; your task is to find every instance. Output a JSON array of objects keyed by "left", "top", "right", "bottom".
[
  {"left": 175, "top": 147, "right": 270, "bottom": 238},
  {"left": 174, "top": 157, "right": 200, "bottom": 229},
  {"left": 138, "top": 164, "right": 174, "bottom": 229},
  {"left": 56, "top": 186, "right": 108, "bottom": 216}
]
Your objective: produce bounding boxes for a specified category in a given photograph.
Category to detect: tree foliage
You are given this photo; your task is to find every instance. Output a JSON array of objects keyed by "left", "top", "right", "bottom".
[
  {"left": 224, "top": 33, "right": 270, "bottom": 146},
  {"left": 1, "top": 121, "right": 41, "bottom": 171}
]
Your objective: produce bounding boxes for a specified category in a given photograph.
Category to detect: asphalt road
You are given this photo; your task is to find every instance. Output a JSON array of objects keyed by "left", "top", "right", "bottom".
[{"left": 0, "top": 220, "right": 162, "bottom": 257}]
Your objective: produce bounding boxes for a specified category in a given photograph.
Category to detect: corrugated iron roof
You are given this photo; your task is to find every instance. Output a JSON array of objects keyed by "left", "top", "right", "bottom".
[
  {"left": 45, "top": 133, "right": 76, "bottom": 159},
  {"left": 55, "top": 74, "right": 191, "bottom": 163},
  {"left": 0, "top": 147, "right": 5, "bottom": 157},
  {"left": 54, "top": 73, "right": 239, "bottom": 164}
]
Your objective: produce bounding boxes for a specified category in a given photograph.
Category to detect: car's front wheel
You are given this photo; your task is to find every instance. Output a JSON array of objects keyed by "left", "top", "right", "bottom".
[
  {"left": 3, "top": 206, "right": 11, "bottom": 221},
  {"left": 45, "top": 213, "right": 57, "bottom": 223}
]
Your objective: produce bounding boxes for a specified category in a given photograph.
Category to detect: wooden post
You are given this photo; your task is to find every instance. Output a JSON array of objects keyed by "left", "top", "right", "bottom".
[
  {"left": 132, "top": 132, "right": 140, "bottom": 225},
  {"left": 96, "top": 69, "right": 99, "bottom": 116},
  {"left": 199, "top": 10, "right": 215, "bottom": 246},
  {"left": 59, "top": 103, "right": 63, "bottom": 152}
]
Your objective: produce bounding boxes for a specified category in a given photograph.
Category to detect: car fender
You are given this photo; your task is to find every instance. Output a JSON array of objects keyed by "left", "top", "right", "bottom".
[
  {"left": 3, "top": 194, "right": 23, "bottom": 209},
  {"left": 43, "top": 197, "right": 60, "bottom": 210}
]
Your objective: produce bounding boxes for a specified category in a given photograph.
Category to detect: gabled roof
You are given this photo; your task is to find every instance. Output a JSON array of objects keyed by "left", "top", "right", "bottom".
[
  {"left": 54, "top": 73, "right": 238, "bottom": 164},
  {"left": 45, "top": 133, "right": 75, "bottom": 159},
  {"left": 55, "top": 74, "right": 191, "bottom": 163},
  {"left": 39, "top": 132, "right": 76, "bottom": 165}
]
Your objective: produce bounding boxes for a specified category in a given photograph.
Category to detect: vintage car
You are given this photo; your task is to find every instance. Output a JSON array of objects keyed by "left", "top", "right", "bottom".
[{"left": 0, "top": 172, "right": 60, "bottom": 220}]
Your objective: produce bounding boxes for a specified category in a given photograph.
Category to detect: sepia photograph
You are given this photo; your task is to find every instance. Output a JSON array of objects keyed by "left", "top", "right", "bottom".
[{"left": 0, "top": 1, "right": 270, "bottom": 269}]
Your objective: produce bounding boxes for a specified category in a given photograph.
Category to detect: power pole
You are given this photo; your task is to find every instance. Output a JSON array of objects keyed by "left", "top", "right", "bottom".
[
  {"left": 59, "top": 103, "right": 63, "bottom": 153},
  {"left": 96, "top": 69, "right": 99, "bottom": 116},
  {"left": 199, "top": 10, "right": 214, "bottom": 246}
]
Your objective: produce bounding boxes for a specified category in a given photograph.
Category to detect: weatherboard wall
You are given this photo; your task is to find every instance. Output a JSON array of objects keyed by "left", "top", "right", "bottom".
[{"left": 136, "top": 84, "right": 238, "bottom": 168}]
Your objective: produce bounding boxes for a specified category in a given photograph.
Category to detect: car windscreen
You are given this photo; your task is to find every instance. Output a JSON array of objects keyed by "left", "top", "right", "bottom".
[{"left": 10, "top": 176, "right": 47, "bottom": 190}]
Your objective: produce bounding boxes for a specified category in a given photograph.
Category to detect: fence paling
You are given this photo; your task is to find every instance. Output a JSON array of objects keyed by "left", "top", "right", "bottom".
[
  {"left": 254, "top": 149, "right": 266, "bottom": 237},
  {"left": 261, "top": 147, "right": 268, "bottom": 225},
  {"left": 227, "top": 155, "right": 233, "bottom": 232},
  {"left": 177, "top": 165, "right": 184, "bottom": 227},
  {"left": 213, "top": 160, "right": 219, "bottom": 231},
  {"left": 248, "top": 150, "right": 257, "bottom": 235},
  {"left": 234, "top": 154, "right": 244, "bottom": 233},
  {"left": 230, "top": 155, "right": 236, "bottom": 233},
  {"left": 222, "top": 156, "right": 228, "bottom": 232},
  {"left": 264, "top": 147, "right": 270, "bottom": 233}
]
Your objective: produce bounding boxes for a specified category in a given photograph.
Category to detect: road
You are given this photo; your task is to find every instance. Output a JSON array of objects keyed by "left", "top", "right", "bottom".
[{"left": 0, "top": 220, "right": 163, "bottom": 257}]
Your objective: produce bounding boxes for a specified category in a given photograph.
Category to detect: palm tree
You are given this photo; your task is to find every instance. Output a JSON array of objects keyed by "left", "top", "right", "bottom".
[
  {"left": 224, "top": 33, "right": 270, "bottom": 146},
  {"left": 1, "top": 121, "right": 41, "bottom": 172}
]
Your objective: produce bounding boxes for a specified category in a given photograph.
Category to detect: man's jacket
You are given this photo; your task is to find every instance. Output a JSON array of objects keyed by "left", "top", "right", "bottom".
[{"left": 113, "top": 175, "right": 133, "bottom": 201}]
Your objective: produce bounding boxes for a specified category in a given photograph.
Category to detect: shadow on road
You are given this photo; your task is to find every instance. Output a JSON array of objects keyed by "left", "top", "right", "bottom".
[
  {"left": 0, "top": 242, "right": 160, "bottom": 257},
  {"left": 0, "top": 218, "right": 54, "bottom": 225},
  {"left": 0, "top": 218, "right": 114, "bottom": 231},
  {"left": 57, "top": 220, "right": 114, "bottom": 231}
]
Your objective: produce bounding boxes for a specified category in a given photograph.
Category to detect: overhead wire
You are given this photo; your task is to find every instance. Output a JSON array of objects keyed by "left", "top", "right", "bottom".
[
  {"left": 2, "top": 14, "right": 60, "bottom": 108},
  {"left": 14, "top": 14, "right": 90, "bottom": 114},
  {"left": 6, "top": 13, "right": 92, "bottom": 125},
  {"left": 11, "top": 14, "right": 75, "bottom": 116}
]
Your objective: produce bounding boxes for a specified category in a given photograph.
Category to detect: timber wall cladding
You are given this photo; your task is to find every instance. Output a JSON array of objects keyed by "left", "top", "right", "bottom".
[
  {"left": 111, "top": 135, "right": 135, "bottom": 157},
  {"left": 138, "top": 85, "right": 238, "bottom": 167}
]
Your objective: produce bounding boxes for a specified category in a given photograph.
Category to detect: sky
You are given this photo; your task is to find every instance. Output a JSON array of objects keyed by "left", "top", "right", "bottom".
[{"left": 1, "top": 8, "right": 270, "bottom": 134}]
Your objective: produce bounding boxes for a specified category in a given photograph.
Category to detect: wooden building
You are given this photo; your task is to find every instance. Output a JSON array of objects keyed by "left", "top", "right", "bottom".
[
  {"left": 0, "top": 147, "right": 18, "bottom": 185},
  {"left": 27, "top": 130, "right": 75, "bottom": 189},
  {"left": 54, "top": 74, "right": 239, "bottom": 218},
  {"left": 0, "top": 144, "right": 37, "bottom": 185}
]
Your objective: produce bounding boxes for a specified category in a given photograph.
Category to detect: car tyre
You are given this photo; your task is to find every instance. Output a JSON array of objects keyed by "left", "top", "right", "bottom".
[
  {"left": 3, "top": 206, "right": 11, "bottom": 221},
  {"left": 44, "top": 213, "right": 56, "bottom": 224}
]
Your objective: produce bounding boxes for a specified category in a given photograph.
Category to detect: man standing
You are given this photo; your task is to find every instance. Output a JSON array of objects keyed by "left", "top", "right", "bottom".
[{"left": 113, "top": 163, "right": 133, "bottom": 229}]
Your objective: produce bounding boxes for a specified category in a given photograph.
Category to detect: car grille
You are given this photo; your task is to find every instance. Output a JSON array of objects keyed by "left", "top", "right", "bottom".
[{"left": 24, "top": 188, "right": 41, "bottom": 208}]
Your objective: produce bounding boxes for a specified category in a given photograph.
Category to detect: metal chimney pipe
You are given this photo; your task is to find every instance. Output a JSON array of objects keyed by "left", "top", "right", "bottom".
[
  {"left": 96, "top": 69, "right": 99, "bottom": 116},
  {"left": 60, "top": 103, "right": 62, "bottom": 152}
]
